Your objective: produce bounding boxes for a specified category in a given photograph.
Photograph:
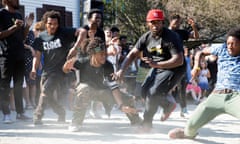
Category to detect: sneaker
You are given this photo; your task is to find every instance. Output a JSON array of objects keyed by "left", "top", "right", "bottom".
[
  {"left": 25, "top": 105, "right": 33, "bottom": 110},
  {"left": 180, "top": 107, "right": 190, "bottom": 118},
  {"left": 68, "top": 124, "right": 80, "bottom": 132},
  {"left": 160, "top": 102, "right": 176, "bottom": 121},
  {"left": 89, "top": 110, "right": 102, "bottom": 119},
  {"left": 16, "top": 113, "right": 31, "bottom": 120},
  {"left": 33, "top": 119, "right": 43, "bottom": 125},
  {"left": 168, "top": 128, "right": 197, "bottom": 139},
  {"left": 194, "top": 100, "right": 200, "bottom": 105},
  {"left": 105, "top": 108, "right": 111, "bottom": 118},
  {"left": 57, "top": 115, "right": 66, "bottom": 123},
  {"left": 3, "top": 114, "right": 13, "bottom": 124}
]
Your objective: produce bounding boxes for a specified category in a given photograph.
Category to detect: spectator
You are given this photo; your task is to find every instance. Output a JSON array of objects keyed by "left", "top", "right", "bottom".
[
  {"left": 186, "top": 77, "right": 202, "bottom": 104},
  {"left": 198, "top": 60, "right": 211, "bottom": 97},
  {"left": 0, "top": 0, "right": 33, "bottom": 123}
]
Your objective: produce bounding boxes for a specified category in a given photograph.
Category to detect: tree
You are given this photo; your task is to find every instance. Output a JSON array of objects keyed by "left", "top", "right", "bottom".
[
  {"left": 165, "top": 0, "right": 240, "bottom": 42},
  {"left": 104, "top": 0, "right": 240, "bottom": 45},
  {"left": 104, "top": 0, "right": 165, "bottom": 42}
]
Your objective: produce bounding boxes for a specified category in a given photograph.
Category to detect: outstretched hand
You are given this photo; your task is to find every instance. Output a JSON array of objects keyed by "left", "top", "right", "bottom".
[
  {"left": 187, "top": 18, "right": 196, "bottom": 27},
  {"left": 25, "top": 12, "right": 34, "bottom": 27},
  {"left": 67, "top": 48, "right": 78, "bottom": 60},
  {"left": 121, "top": 106, "right": 138, "bottom": 115},
  {"left": 112, "top": 69, "right": 124, "bottom": 81},
  {"left": 62, "top": 57, "right": 77, "bottom": 73}
]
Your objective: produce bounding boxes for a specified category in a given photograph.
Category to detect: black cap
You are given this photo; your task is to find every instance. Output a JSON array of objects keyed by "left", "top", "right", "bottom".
[
  {"left": 88, "top": 8, "right": 103, "bottom": 19},
  {"left": 110, "top": 26, "right": 120, "bottom": 33}
]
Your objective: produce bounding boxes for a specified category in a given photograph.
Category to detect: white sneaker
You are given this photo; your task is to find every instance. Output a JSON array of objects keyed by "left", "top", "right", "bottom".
[
  {"left": 89, "top": 110, "right": 102, "bottom": 119},
  {"left": 3, "top": 114, "right": 13, "bottom": 124},
  {"left": 68, "top": 124, "right": 80, "bottom": 132},
  {"left": 180, "top": 110, "right": 191, "bottom": 119}
]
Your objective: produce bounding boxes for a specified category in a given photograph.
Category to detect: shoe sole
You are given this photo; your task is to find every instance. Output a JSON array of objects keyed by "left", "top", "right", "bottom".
[
  {"left": 168, "top": 128, "right": 185, "bottom": 139},
  {"left": 3, "top": 121, "right": 13, "bottom": 124},
  {"left": 168, "top": 128, "right": 197, "bottom": 139}
]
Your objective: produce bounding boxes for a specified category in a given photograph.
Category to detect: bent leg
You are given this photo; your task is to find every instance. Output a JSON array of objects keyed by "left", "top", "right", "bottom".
[
  {"left": 142, "top": 96, "right": 159, "bottom": 128},
  {"left": 72, "top": 83, "right": 91, "bottom": 125},
  {"left": 224, "top": 92, "right": 240, "bottom": 119},
  {"left": 184, "top": 93, "right": 224, "bottom": 137}
]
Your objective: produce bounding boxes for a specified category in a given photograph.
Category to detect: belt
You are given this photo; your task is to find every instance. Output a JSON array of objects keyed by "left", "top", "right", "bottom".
[{"left": 213, "top": 89, "right": 233, "bottom": 94}]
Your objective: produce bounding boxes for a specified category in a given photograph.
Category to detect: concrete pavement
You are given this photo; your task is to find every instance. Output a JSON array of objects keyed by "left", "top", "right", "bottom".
[{"left": 0, "top": 103, "right": 240, "bottom": 144}]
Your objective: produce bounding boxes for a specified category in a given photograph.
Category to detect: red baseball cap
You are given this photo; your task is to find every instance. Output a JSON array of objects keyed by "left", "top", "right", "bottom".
[{"left": 146, "top": 9, "right": 164, "bottom": 22}]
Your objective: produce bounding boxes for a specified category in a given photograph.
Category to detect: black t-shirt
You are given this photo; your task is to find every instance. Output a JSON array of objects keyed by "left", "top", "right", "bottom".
[
  {"left": 74, "top": 60, "right": 114, "bottom": 89},
  {"left": 32, "top": 27, "right": 76, "bottom": 75},
  {"left": 0, "top": 8, "right": 25, "bottom": 60},
  {"left": 173, "top": 29, "right": 190, "bottom": 42},
  {"left": 136, "top": 27, "right": 184, "bottom": 70},
  {"left": 83, "top": 25, "right": 105, "bottom": 42}
]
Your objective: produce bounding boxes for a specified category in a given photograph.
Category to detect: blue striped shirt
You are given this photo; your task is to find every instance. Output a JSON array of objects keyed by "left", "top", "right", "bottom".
[{"left": 210, "top": 43, "right": 240, "bottom": 91}]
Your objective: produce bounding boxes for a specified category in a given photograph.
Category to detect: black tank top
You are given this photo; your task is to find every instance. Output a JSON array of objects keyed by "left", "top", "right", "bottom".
[{"left": 82, "top": 25, "right": 105, "bottom": 42}]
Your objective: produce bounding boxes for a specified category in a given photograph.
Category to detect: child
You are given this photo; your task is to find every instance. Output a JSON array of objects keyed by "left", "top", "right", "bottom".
[
  {"left": 186, "top": 78, "right": 202, "bottom": 104},
  {"left": 198, "top": 61, "right": 211, "bottom": 97}
]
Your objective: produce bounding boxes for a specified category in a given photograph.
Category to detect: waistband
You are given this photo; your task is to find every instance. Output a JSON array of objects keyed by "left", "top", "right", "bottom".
[{"left": 213, "top": 89, "right": 235, "bottom": 94}]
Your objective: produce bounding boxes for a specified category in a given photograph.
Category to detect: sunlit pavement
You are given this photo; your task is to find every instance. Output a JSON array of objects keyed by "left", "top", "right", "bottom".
[{"left": 0, "top": 103, "right": 240, "bottom": 144}]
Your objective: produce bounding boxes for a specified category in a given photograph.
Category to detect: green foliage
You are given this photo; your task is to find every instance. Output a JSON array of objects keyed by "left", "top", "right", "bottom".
[
  {"left": 103, "top": 0, "right": 240, "bottom": 45},
  {"left": 104, "top": 0, "right": 165, "bottom": 42}
]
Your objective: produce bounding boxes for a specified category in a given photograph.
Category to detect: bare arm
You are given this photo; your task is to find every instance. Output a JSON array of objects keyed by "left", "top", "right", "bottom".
[
  {"left": 111, "top": 88, "right": 137, "bottom": 114},
  {"left": 67, "top": 28, "right": 87, "bottom": 59},
  {"left": 23, "top": 13, "right": 34, "bottom": 40},
  {"left": 24, "top": 44, "right": 36, "bottom": 57},
  {"left": 0, "top": 19, "right": 23, "bottom": 39},
  {"left": 30, "top": 50, "right": 41, "bottom": 80},
  {"left": 188, "top": 18, "right": 199, "bottom": 39},
  {"left": 148, "top": 52, "right": 184, "bottom": 69},
  {"left": 119, "top": 47, "right": 140, "bottom": 73},
  {"left": 192, "top": 47, "right": 212, "bottom": 78}
]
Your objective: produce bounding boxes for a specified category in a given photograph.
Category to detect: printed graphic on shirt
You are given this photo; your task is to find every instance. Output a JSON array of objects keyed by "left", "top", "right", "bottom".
[
  {"left": 147, "top": 38, "right": 162, "bottom": 55},
  {"left": 43, "top": 38, "right": 62, "bottom": 50}
]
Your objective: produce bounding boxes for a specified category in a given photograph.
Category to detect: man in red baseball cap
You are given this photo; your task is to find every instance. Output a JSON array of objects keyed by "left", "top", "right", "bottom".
[
  {"left": 146, "top": 9, "right": 164, "bottom": 21},
  {"left": 115, "top": 9, "right": 186, "bottom": 132}
]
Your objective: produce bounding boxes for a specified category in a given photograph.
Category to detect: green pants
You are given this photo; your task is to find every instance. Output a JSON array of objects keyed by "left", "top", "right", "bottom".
[{"left": 185, "top": 92, "right": 240, "bottom": 138}]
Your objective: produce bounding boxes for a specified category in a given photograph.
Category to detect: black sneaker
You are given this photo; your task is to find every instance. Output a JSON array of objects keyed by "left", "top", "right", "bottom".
[{"left": 16, "top": 113, "right": 31, "bottom": 120}]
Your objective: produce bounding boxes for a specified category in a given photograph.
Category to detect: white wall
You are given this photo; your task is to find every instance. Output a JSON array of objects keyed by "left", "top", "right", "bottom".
[{"left": 20, "top": 0, "right": 81, "bottom": 27}]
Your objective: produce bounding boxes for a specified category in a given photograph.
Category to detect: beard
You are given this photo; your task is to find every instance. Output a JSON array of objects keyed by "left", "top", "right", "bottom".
[{"left": 151, "top": 29, "right": 162, "bottom": 39}]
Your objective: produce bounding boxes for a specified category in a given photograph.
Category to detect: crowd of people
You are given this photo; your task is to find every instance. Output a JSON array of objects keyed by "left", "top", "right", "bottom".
[{"left": 1, "top": 0, "right": 239, "bottom": 140}]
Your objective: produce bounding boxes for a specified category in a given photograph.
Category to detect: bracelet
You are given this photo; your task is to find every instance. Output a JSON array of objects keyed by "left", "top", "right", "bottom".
[{"left": 193, "top": 67, "right": 200, "bottom": 70}]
